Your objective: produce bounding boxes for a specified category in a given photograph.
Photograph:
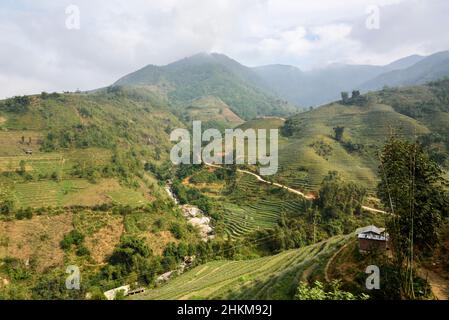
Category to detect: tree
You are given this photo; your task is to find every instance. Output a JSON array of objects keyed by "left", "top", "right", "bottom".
[
  {"left": 109, "top": 236, "right": 152, "bottom": 272},
  {"left": 352, "top": 90, "right": 361, "bottom": 99},
  {"left": 341, "top": 92, "right": 349, "bottom": 104},
  {"left": 0, "top": 199, "right": 15, "bottom": 215},
  {"left": 377, "top": 137, "right": 448, "bottom": 298},
  {"left": 333, "top": 126, "right": 345, "bottom": 142}
]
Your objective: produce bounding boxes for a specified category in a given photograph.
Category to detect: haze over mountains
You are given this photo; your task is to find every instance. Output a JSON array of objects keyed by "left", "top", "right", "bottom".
[{"left": 114, "top": 51, "right": 449, "bottom": 111}]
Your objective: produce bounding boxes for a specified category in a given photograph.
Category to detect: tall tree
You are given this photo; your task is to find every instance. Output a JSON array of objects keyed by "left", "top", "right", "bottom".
[{"left": 377, "top": 137, "right": 448, "bottom": 298}]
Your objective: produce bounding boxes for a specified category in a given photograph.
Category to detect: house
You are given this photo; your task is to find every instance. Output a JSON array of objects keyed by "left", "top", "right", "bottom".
[
  {"left": 357, "top": 225, "right": 389, "bottom": 253},
  {"left": 103, "top": 285, "right": 130, "bottom": 300},
  {"left": 24, "top": 149, "right": 33, "bottom": 155}
]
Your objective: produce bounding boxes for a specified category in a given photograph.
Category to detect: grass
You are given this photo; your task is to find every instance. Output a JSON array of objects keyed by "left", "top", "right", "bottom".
[
  {"left": 107, "top": 188, "right": 148, "bottom": 207},
  {"left": 10, "top": 178, "right": 150, "bottom": 208},
  {"left": 134, "top": 235, "right": 348, "bottom": 300}
]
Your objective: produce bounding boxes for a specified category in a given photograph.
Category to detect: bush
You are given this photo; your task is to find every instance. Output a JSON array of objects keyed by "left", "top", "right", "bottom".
[
  {"left": 76, "top": 245, "right": 91, "bottom": 257},
  {"left": 60, "top": 230, "right": 85, "bottom": 250},
  {"left": 170, "top": 223, "right": 185, "bottom": 239},
  {"left": 296, "top": 280, "right": 369, "bottom": 300},
  {"left": 0, "top": 96, "right": 31, "bottom": 113},
  {"left": 0, "top": 199, "right": 15, "bottom": 216},
  {"left": 15, "top": 208, "right": 33, "bottom": 220}
]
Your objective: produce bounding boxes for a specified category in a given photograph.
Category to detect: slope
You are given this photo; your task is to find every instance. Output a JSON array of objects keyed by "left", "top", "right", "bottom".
[
  {"left": 0, "top": 88, "right": 182, "bottom": 208},
  {"left": 134, "top": 235, "right": 348, "bottom": 300},
  {"left": 253, "top": 54, "right": 427, "bottom": 107},
  {"left": 361, "top": 51, "right": 449, "bottom": 91},
  {"left": 272, "top": 80, "right": 449, "bottom": 193},
  {"left": 114, "top": 53, "right": 296, "bottom": 120}
]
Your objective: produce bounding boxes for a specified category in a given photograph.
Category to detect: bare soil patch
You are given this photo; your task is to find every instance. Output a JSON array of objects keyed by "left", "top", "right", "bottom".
[
  {"left": 85, "top": 216, "right": 124, "bottom": 263},
  {"left": 143, "top": 231, "right": 178, "bottom": 256},
  {"left": 0, "top": 213, "right": 73, "bottom": 271}
]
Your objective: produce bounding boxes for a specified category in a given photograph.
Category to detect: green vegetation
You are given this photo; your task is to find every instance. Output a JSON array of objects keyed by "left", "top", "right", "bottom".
[
  {"left": 1, "top": 62, "right": 449, "bottom": 301},
  {"left": 134, "top": 235, "right": 348, "bottom": 300},
  {"left": 0, "top": 96, "right": 31, "bottom": 113},
  {"left": 114, "top": 53, "right": 295, "bottom": 120},
  {"left": 296, "top": 280, "right": 369, "bottom": 300},
  {"left": 276, "top": 80, "right": 449, "bottom": 193},
  {"left": 378, "top": 137, "right": 449, "bottom": 299}
]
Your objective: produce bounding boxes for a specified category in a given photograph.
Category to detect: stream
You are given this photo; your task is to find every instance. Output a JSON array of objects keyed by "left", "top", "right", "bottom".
[{"left": 165, "top": 182, "right": 214, "bottom": 241}]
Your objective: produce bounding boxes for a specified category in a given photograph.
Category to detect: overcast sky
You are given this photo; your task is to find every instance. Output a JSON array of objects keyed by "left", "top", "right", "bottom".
[{"left": 1, "top": 0, "right": 448, "bottom": 98}]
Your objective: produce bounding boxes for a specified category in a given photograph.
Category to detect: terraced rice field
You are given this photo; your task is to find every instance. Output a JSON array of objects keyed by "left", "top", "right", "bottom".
[
  {"left": 13, "top": 179, "right": 92, "bottom": 208},
  {"left": 135, "top": 235, "right": 348, "bottom": 300},
  {"left": 222, "top": 199, "right": 305, "bottom": 239},
  {"left": 0, "top": 148, "right": 111, "bottom": 176},
  {"left": 11, "top": 178, "right": 149, "bottom": 208},
  {"left": 221, "top": 174, "right": 307, "bottom": 239},
  {"left": 0, "top": 153, "right": 63, "bottom": 173}
]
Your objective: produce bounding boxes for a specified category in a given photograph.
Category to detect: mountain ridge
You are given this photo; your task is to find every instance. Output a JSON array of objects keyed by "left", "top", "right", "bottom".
[{"left": 113, "top": 51, "right": 449, "bottom": 110}]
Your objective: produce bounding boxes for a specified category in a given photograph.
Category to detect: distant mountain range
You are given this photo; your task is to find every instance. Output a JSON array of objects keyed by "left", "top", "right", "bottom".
[{"left": 113, "top": 50, "right": 449, "bottom": 116}]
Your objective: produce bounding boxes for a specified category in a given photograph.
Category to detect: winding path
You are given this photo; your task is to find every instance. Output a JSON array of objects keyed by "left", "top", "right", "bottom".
[{"left": 204, "top": 162, "right": 387, "bottom": 214}]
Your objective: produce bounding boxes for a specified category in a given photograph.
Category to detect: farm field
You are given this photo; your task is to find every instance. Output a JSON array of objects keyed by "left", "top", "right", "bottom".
[
  {"left": 0, "top": 130, "right": 43, "bottom": 157},
  {"left": 221, "top": 199, "right": 305, "bottom": 239},
  {"left": 0, "top": 147, "right": 111, "bottom": 175},
  {"left": 220, "top": 173, "right": 307, "bottom": 239},
  {"left": 134, "top": 235, "right": 348, "bottom": 300},
  {"left": 10, "top": 178, "right": 150, "bottom": 208}
]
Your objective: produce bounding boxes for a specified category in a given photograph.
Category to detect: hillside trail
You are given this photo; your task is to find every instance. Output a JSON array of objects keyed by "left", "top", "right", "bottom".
[
  {"left": 204, "top": 163, "right": 386, "bottom": 214},
  {"left": 324, "top": 241, "right": 352, "bottom": 282},
  {"left": 418, "top": 268, "right": 449, "bottom": 300}
]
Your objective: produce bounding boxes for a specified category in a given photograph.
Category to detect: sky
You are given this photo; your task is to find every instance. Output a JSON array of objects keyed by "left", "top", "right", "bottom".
[{"left": 1, "top": 0, "right": 449, "bottom": 98}]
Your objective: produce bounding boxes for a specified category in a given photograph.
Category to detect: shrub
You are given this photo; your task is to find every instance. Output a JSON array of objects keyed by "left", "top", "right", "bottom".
[
  {"left": 15, "top": 208, "right": 33, "bottom": 220},
  {"left": 170, "top": 223, "right": 185, "bottom": 239},
  {"left": 60, "top": 230, "right": 85, "bottom": 250},
  {"left": 76, "top": 245, "right": 91, "bottom": 257},
  {"left": 0, "top": 199, "right": 15, "bottom": 216}
]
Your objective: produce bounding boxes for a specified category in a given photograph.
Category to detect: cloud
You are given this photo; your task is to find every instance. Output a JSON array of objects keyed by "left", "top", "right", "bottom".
[{"left": 0, "top": 0, "right": 446, "bottom": 98}]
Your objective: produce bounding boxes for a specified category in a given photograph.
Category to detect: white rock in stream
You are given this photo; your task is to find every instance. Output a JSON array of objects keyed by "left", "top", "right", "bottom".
[
  {"left": 165, "top": 184, "right": 214, "bottom": 241},
  {"left": 181, "top": 204, "right": 203, "bottom": 218},
  {"left": 164, "top": 186, "right": 178, "bottom": 204}
]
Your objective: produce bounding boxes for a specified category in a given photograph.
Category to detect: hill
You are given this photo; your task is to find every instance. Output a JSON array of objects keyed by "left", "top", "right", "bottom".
[
  {"left": 114, "top": 53, "right": 296, "bottom": 120},
  {"left": 0, "top": 88, "right": 184, "bottom": 210},
  {"left": 133, "top": 235, "right": 349, "bottom": 300},
  {"left": 267, "top": 78, "right": 449, "bottom": 193}
]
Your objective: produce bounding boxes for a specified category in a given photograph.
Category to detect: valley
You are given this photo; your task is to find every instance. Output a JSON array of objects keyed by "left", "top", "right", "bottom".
[{"left": 1, "top": 52, "right": 449, "bottom": 301}]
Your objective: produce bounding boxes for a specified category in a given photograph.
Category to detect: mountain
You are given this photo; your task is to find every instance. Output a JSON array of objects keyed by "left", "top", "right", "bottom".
[
  {"left": 114, "top": 53, "right": 296, "bottom": 120},
  {"left": 253, "top": 52, "right": 449, "bottom": 107},
  {"left": 254, "top": 63, "right": 385, "bottom": 107},
  {"left": 361, "top": 51, "right": 449, "bottom": 91},
  {"left": 113, "top": 51, "right": 449, "bottom": 113},
  {"left": 382, "top": 54, "right": 425, "bottom": 71}
]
